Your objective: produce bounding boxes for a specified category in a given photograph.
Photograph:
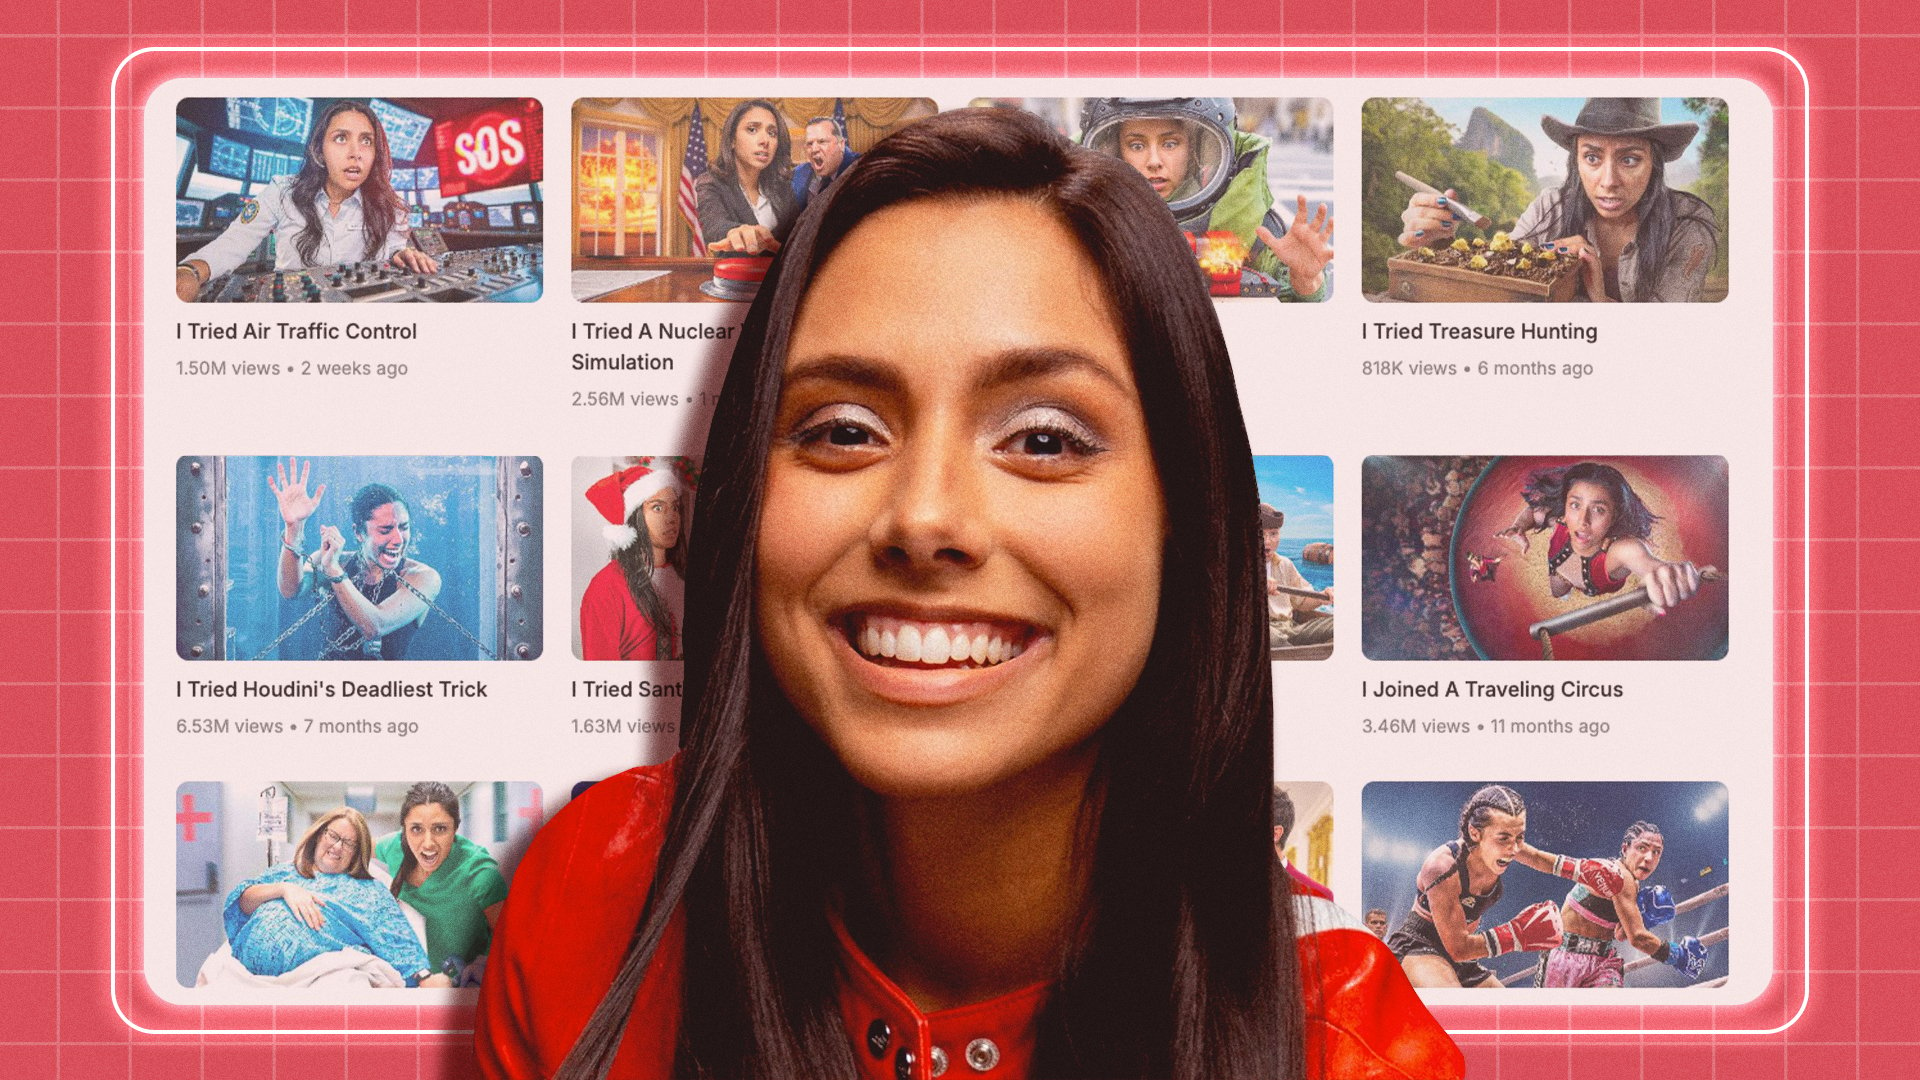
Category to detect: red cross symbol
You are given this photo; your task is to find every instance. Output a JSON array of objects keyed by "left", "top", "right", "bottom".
[
  {"left": 517, "top": 787, "right": 543, "bottom": 828},
  {"left": 177, "top": 794, "right": 214, "bottom": 842}
]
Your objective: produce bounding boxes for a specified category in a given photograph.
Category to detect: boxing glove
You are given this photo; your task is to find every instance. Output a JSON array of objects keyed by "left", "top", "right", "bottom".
[
  {"left": 1637, "top": 884, "right": 1677, "bottom": 929},
  {"left": 1553, "top": 854, "right": 1625, "bottom": 898},
  {"left": 1660, "top": 935, "right": 1708, "bottom": 980},
  {"left": 1483, "top": 900, "right": 1564, "bottom": 957}
]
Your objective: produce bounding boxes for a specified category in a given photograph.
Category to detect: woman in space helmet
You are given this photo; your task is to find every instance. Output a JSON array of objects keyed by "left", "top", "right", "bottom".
[{"left": 1080, "top": 97, "right": 1335, "bottom": 301}]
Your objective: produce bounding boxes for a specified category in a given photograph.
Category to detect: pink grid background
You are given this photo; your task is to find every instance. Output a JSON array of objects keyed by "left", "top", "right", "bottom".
[{"left": 2, "top": 0, "right": 1910, "bottom": 1075}]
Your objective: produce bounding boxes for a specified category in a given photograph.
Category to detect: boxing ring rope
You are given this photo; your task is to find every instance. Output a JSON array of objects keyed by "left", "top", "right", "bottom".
[
  {"left": 1497, "top": 883, "right": 1730, "bottom": 987},
  {"left": 1527, "top": 567, "right": 1726, "bottom": 659},
  {"left": 1624, "top": 925, "right": 1730, "bottom": 975}
]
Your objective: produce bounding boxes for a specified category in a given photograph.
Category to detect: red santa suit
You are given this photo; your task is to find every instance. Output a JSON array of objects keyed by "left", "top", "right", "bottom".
[{"left": 579, "top": 464, "right": 687, "bottom": 661}]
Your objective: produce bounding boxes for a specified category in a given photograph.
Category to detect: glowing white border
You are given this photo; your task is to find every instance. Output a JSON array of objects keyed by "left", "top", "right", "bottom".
[{"left": 108, "top": 46, "right": 1812, "bottom": 1037}]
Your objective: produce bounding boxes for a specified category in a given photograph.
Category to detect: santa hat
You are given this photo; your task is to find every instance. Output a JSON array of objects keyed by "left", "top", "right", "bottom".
[{"left": 585, "top": 465, "right": 681, "bottom": 551}]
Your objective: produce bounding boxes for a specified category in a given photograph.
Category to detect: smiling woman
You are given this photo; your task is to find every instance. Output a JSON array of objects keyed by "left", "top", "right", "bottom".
[
  {"left": 757, "top": 196, "right": 1164, "bottom": 804},
  {"left": 478, "top": 108, "right": 1462, "bottom": 1080}
]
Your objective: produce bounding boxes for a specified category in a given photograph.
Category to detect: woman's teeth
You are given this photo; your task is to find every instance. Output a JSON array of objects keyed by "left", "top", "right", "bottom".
[{"left": 852, "top": 617, "right": 1026, "bottom": 668}]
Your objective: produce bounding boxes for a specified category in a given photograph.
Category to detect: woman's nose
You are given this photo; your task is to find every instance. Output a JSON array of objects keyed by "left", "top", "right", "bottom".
[{"left": 870, "top": 444, "right": 992, "bottom": 574}]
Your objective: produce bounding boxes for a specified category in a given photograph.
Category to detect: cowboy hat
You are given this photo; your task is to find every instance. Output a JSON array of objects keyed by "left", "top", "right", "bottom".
[{"left": 1540, "top": 98, "right": 1699, "bottom": 163}]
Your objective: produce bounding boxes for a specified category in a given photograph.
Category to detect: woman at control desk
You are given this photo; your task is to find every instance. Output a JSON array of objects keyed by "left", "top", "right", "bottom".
[
  {"left": 176, "top": 99, "right": 440, "bottom": 301},
  {"left": 477, "top": 109, "right": 1461, "bottom": 1080},
  {"left": 1398, "top": 98, "right": 1717, "bottom": 302},
  {"left": 693, "top": 98, "right": 799, "bottom": 256},
  {"left": 272, "top": 457, "right": 443, "bottom": 661}
]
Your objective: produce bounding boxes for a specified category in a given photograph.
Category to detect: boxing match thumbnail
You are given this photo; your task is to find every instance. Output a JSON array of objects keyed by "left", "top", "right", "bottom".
[{"left": 1363, "top": 780, "right": 1730, "bottom": 990}]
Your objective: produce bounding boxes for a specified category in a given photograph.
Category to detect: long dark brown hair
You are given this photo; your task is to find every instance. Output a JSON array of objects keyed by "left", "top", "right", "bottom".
[
  {"left": 614, "top": 488, "right": 688, "bottom": 660},
  {"left": 1521, "top": 461, "right": 1661, "bottom": 542},
  {"left": 706, "top": 99, "right": 794, "bottom": 189},
  {"left": 288, "top": 100, "right": 406, "bottom": 266},
  {"left": 1541, "top": 147, "right": 1716, "bottom": 300},
  {"left": 558, "top": 107, "right": 1302, "bottom": 1080},
  {"left": 388, "top": 781, "right": 460, "bottom": 898}
]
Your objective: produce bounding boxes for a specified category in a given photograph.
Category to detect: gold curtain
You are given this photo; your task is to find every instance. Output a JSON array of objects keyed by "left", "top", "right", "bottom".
[{"left": 1307, "top": 814, "right": 1334, "bottom": 889}]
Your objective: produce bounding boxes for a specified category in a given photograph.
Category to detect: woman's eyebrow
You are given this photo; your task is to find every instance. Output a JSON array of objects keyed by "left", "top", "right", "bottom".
[
  {"left": 783, "top": 355, "right": 903, "bottom": 393},
  {"left": 784, "top": 347, "right": 1127, "bottom": 394},
  {"left": 974, "top": 347, "right": 1128, "bottom": 393}
]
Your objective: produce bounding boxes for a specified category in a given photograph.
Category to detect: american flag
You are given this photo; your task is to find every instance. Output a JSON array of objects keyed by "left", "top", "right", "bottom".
[{"left": 680, "top": 104, "right": 709, "bottom": 257}]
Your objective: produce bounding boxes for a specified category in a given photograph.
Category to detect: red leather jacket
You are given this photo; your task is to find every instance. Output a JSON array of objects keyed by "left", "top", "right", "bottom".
[{"left": 476, "top": 761, "right": 1464, "bottom": 1079}]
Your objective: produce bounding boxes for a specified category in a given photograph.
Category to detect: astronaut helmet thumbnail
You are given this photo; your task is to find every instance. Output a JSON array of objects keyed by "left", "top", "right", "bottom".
[{"left": 1079, "top": 97, "right": 1237, "bottom": 226}]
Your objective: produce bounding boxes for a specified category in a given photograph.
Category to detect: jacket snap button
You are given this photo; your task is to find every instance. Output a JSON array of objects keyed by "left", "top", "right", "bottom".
[
  {"left": 930, "top": 1046, "right": 949, "bottom": 1077},
  {"left": 894, "top": 1046, "right": 917, "bottom": 1080},
  {"left": 866, "top": 1019, "right": 890, "bottom": 1058},
  {"left": 965, "top": 1038, "right": 1000, "bottom": 1072}
]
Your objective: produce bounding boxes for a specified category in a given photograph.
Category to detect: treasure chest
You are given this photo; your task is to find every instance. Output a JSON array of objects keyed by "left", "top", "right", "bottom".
[{"left": 1384, "top": 251, "right": 1581, "bottom": 303}]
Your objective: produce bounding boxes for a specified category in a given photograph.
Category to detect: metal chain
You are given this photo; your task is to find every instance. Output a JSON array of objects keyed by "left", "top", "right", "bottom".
[
  {"left": 245, "top": 553, "right": 504, "bottom": 661},
  {"left": 392, "top": 571, "right": 500, "bottom": 660},
  {"left": 244, "top": 594, "right": 336, "bottom": 661}
]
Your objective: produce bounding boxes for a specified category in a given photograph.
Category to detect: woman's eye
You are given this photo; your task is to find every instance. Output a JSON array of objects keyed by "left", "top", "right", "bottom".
[
  {"left": 997, "top": 408, "right": 1106, "bottom": 465},
  {"left": 791, "top": 404, "right": 889, "bottom": 458}
]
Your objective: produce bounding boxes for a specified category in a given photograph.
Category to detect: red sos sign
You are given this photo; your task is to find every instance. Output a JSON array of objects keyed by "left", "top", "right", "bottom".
[{"left": 432, "top": 102, "right": 544, "bottom": 196}]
